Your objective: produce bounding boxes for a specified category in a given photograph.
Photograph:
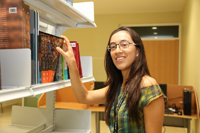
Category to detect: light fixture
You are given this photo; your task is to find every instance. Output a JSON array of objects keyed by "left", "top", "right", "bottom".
[
  {"left": 152, "top": 27, "right": 157, "bottom": 30},
  {"left": 153, "top": 32, "right": 157, "bottom": 35}
]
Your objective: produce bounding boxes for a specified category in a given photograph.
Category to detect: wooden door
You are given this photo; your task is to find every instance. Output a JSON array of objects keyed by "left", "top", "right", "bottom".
[{"left": 142, "top": 40, "right": 179, "bottom": 84}]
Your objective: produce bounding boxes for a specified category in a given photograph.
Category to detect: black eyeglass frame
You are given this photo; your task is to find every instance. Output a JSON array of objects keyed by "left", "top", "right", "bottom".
[{"left": 107, "top": 40, "right": 137, "bottom": 52}]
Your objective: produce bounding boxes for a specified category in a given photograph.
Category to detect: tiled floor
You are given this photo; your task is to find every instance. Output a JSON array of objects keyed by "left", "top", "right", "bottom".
[{"left": 0, "top": 105, "right": 188, "bottom": 133}]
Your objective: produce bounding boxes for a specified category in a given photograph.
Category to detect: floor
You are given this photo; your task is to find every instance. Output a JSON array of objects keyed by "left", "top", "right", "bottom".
[{"left": 0, "top": 105, "right": 188, "bottom": 133}]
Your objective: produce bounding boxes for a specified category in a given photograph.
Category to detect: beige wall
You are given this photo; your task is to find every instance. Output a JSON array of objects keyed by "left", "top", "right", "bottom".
[
  {"left": 63, "top": 3, "right": 200, "bottom": 132},
  {"left": 63, "top": 12, "right": 182, "bottom": 81},
  {"left": 181, "top": 0, "right": 200, "bottom": 132}
]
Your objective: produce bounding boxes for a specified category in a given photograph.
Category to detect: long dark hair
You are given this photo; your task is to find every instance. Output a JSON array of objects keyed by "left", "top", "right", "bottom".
[{"left": 104, "top": 26, "right": 150, "bottom": 126}]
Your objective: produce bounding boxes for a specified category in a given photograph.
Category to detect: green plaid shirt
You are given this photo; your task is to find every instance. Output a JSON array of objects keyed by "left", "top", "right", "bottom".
[{"left": 109, "top": 85, "right": 164, "bottom": 133}]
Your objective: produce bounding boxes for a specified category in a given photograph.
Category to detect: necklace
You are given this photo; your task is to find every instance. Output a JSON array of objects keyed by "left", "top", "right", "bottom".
[{"left": 113, "top": 83, "right": 129, "bottom": 133}]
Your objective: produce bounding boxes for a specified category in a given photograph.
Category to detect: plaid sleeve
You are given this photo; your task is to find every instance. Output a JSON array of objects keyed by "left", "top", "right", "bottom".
[{"left": 139, "top": 85, "right": 164, "bottom": 109}]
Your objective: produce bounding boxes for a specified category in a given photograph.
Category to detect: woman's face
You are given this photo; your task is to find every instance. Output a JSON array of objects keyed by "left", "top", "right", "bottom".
[{"left": 110, "top": 31, "right": 139, "bottom": 73}]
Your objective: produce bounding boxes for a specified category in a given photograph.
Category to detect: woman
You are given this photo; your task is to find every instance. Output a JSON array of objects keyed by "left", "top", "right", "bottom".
[{"left": 56, "top": 26, "right": 165, "bottom": 133}]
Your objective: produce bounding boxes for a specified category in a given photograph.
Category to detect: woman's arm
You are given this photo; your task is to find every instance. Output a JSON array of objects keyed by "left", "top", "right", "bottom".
[
  {"left": 141, "top": 75, "right": 164, "bottom": 133},
  {"left": 143, "top": 96, "right": 164, "bottom": 133},
  {"left": 56, "top": 35, "right": 107, "bottom": 104}
]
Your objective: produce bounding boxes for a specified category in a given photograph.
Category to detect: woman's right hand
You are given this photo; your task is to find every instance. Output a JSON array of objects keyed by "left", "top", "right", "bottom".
[
  {"left": 56, "top": 36, "right": 108, "bottom": 105},
  {"left": 56, "top": 35, "right": 76, "bottom": 68}
]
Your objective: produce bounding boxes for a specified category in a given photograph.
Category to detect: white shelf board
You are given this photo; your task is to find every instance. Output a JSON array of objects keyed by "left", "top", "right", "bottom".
[
  {"left": 52, "top": 109, "right": 92, "bottom": 133},
  {"left": 0, "top": 125, "right": 35, "bottom": 133},
  {"left": 0, "top": 49, "right": 31, "bottom": 87},
  {"left": 31, "top": 76, "right": 95, "bottom": 96},
  {"left": 0, "top": 106, "right": 92, "bottom": 133},
  {"left": 81, "top": 56, "right": 93, "bottom": 77},
  {"left": 0, "top": 87, "right": 32, "bottom": 103},
  {"left": 0, "top": 76, "right": 95, "bottom": 102},
  {"left": 0, "top": 106, "right": 46, "bottom": 133},
  {"left": 23, "top": 0, "right": 96, "bottom": 28}
]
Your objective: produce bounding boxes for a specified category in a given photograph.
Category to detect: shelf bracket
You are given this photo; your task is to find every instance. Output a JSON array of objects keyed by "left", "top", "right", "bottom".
[{"left": 45, "top": 91, "right": 56, "bottom": 131}]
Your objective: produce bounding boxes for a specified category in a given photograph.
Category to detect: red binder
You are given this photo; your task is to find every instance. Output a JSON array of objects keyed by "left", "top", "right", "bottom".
[{"left": 70, "top": 41, "right": 83, "bottom": 78}]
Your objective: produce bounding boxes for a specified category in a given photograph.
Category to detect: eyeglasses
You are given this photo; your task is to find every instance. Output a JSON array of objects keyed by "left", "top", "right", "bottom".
[{"left": 107, "top": 40, "right": 137, "bottom": 52}]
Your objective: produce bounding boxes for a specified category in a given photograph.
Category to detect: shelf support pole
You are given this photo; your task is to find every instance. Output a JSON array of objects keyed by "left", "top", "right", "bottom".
[{"left": 45, "top": 91, "right": 56, "bottom": 130}]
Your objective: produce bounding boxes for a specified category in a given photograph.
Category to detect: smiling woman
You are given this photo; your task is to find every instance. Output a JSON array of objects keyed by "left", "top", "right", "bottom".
[
  {"left": 104, "top": 27, "right": 165, "bottom": 133},
  {"left": 56, "top": 26, "right": 165, "bottom": 133}
]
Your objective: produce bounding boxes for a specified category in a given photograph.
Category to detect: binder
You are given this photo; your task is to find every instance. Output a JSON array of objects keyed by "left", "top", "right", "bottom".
[{"left": 70, "top": 41, "right": 83, "bottom": 78}]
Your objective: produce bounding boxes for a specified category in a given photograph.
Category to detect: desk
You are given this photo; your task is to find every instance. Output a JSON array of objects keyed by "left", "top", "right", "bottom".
[
  {"left": 163, "top": 113, "right": 196, "bottom": 133},
  {"left": 89, "top": 106, "right": 198, "bottom": 133}
]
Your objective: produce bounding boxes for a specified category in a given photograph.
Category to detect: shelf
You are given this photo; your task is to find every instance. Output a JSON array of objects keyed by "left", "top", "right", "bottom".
[
  {"left": 23, "top": 0, "right": 96, "bottom": 28},
  {"left": 31, "top": 76, "right": 95, "bottom": 96},
  {"left": 0, "top": 49, "right": 31, "bottom": 88},
  {"left": 0, "top": 105, "right": 92, "bottom": 133},
  {"left": 0, "top": 106, "right": 47, "bottom": 133},
  {"left": 0, "top": 87, "right": 32, "bottom": 103},
  {"left": 53, "top": 108, "right": 92, "bottom": 132},
  {"left": 0, "top": 124, "right": 45, "bottom": 133},
  {"left": 0, "top": 76, "right": 94, "bottom": 103},
  {"left": 0, "top": 49, "right": 94, "bottom": 102},
  {"left": 0, "top": 1, "right": 96, "bottom": 132}
]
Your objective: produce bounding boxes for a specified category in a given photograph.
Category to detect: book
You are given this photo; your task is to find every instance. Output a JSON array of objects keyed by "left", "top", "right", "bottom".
[
  {"left": 30, "top": 9, "right": 39, "bottom": 84},
  {"left": 24, "top": 3, "right": 30, "bottom": 49},
  {"left": 38, "top": 32, "right": 49, "bottom": 83},
  {"left": 54, "top": 54, "right": 63, "bottom": 81},
  {"left": 62, "top": 46, "right": 68, "bottom": 80},
  {"left": 48, "top": 35, "right": 63, "bottom": 82},
  {"left": 30, "top": 9, "right": 35, "bottom": 84},
  {"left": 38, "top": 33, "right": 42, "bottom": 84},
  {"left": 70, "top": 41, "right": 83, "bottom": 78},
  {"left": 35, "top": 11, "right": 39, "bottom": 83},
  {"left": 22, "top": 1, "right": 26, "bottom": 48},
  {"left": 39, "top": 31, "right": 63, "bottom": 83},
  {"left": 0, "top": 0, "right": 30, "bottom": 49}
]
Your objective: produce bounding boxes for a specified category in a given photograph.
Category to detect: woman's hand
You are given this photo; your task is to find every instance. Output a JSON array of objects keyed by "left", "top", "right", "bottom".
[{"left": 56, "top": 35, "right": 76, "bottom": 67}]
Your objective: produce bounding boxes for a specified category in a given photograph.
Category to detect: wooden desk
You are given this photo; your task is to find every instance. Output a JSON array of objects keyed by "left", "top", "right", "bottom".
[
  {"left": 164, "top": 113, "right": 197, "bottom": 133},
  {"left": 88, "top": 85, "right": 199, "bottom": 133}
]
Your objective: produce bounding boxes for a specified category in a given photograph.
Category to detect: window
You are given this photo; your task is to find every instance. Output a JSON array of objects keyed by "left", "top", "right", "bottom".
[{"left": 128, "top": 26, "right": 179, "bottom": 38}]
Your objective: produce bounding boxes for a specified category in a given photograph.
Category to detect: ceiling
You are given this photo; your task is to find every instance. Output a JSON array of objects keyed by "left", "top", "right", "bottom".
[{"left": 73, "top": 0, "right": 186, "bottom": 15}]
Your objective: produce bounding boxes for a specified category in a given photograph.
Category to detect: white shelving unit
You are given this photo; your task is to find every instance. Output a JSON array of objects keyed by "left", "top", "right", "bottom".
[
  {"left": 24, "top": 0, "right": 96, "bottom": 35},
  {"left": 0, "top": 0, "right": 96, "bottom": 132}
]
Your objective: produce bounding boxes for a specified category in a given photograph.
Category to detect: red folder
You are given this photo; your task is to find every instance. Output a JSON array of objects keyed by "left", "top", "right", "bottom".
[{"left": 70, "top": 41, "right": 83, "bottom": 78}]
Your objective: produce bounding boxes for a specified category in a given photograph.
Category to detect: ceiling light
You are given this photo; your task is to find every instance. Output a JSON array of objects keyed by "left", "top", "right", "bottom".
[
  {"left": 153, "top": 32, "right": 157, "bottom": 35},
  {"left": 152, "top": 27, "right": 157, "bottom": 30}
]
